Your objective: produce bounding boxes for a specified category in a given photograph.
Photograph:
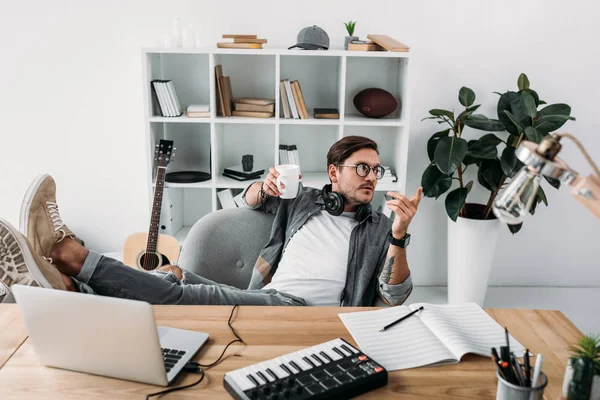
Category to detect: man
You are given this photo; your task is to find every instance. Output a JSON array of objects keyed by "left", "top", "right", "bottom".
[{"left": 0, "top": 136, "right": 422, "bottom": 306}]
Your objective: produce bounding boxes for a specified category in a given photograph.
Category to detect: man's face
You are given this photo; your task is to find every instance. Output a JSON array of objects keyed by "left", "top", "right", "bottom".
[{"left": 331, "top": 148, "right": 380, "bottom": 207}]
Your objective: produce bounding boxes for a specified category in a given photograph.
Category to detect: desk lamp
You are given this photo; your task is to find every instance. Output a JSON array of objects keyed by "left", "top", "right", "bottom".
[{"left": 492, "top": 133, "right": 600, "bottom": 224}]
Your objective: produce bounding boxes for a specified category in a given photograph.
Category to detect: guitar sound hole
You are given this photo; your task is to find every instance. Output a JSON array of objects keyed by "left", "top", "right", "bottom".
[{"left": 139, "top": 253, "right": 161, "bottom": 271}]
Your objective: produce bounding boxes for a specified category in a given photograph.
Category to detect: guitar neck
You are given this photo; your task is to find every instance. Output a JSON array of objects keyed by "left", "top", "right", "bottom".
[{"left": 146, "top": 166, "right": 166, "bottom": 254}]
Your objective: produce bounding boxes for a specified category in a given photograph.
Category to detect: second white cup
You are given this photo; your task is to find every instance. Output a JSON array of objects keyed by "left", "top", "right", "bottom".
[{"left": 276, "top": 164, "right": 300, "bottom": 199}]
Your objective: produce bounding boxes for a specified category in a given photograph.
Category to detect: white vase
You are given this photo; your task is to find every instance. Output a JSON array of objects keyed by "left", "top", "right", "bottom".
[{"left": 447, "top": 211, "right": 501, "bottom": 305}]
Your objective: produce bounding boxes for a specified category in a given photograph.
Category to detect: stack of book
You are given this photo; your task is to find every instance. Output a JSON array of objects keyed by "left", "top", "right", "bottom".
[
  {"left": 279, "top": 79, "right": 308, "bottom": 119},
  {"left": 278, "top": 145, "right": 300, "bottom": 166},
  {"left": 379, "top": 166, "right": 398, "bottom": 184},
  {"left": 151, "top": 80, "right": 183, "bottom": 117},
  {"left": 217, "top": 34, "right": 267, "bottom": 49},
  {"left": 314, "top": 108, "right": 339, "bottom": 119},
  {"left": 223, "top": 164, "right": 265, "bottom": 181},
  {"left": 215, "top": 64, "right": 274, "bottom": 118},
  {"left": 186, "top": 104, "right": 209, "bottom": 118}
]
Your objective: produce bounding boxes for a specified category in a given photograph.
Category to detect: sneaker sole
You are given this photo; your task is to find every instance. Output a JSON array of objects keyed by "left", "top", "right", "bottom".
[
  {"left": 0, "top": 218, "right": 52, "bottom": 302},
  {"left": 19, "top": 174, "right": 51, "bottom": 237}
]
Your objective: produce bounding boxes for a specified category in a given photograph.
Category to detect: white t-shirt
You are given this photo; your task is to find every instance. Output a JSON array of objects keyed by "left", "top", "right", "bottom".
[{"left": 262, "top": 210, "right": 358, "bottom": 306}]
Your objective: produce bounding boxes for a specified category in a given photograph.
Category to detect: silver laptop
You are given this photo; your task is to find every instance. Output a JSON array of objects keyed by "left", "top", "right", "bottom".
[{"left": 12, "top": 285, "right": 209, "bottom": 386}]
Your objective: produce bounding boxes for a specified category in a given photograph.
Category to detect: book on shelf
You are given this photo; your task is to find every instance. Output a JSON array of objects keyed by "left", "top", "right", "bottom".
[
  {"left": 279, "top": 144, "right": 300, "bottom": 167},
  {"left": 231, "top": 110, "right": 274, "bottom": 118},
  {"left": 186, "top": 104, "right": 210, "bottom": 118},
  {"left": 348, "top": 42, "right": 385, "bottom": 51},
  {"left": 233, "top": 98, "right": 275, "bottom": 106},
  {"left": 215, "top": 65, "right": 227, "bottom": 116},
  {"left": 233, "top": 102, "right": 274, "bottom": 113},
  {"left": 221, "top": 76, "right": 234, "bottom": 116},
  {"left": 233, "top": 38, "right": 267, "bottom": 44},
  {"left": 291, "top": 81, "right": 309, "bottom": 119},
  {"left": 279, "top": 81, "right": 291, "bottom": 119},
  {"left": 217, "top": 42, "right": 263, "bottom": 49},
  {"left": 314, "top": 108, "right": 339, "bottom": 119},
  {"left": 222, "top": 34, "right": 257, "bottom": 39},
  {"left": 223, "top": 164, "right": 265, "bottom": 179},
  {"left": 151, "top": 80, "right": 183, "bottom": 117},
  {"left": 282, "top": 80, "right": 299, "bottom": 119},
  {"left": 219, "top": 34, "right": 266, "bottom": 49},
  {"left": 217, "top": 189, "right": 237, "bottom": 209},
  {"left": 366, "top": 34, "right": 410, "bottom": 52},
  {"left": 222, "top": 172, "right": 263, "bottom": 181}
]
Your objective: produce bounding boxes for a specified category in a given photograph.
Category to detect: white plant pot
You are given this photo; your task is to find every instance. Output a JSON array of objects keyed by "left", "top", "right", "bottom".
[
  {"left": 447, "top": 214, "right": 501, "bottom": 305},
  {"left": 563, "top": 360, "right": 600, "bottom": 399}
]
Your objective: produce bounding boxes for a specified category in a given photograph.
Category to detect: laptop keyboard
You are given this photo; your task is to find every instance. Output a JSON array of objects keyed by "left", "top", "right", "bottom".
[{"left": 161, "top": 347, "right": 187, "bottom": 373}]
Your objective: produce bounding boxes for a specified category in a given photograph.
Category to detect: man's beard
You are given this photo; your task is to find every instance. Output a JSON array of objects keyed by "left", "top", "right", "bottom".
[{"left": 339, "top": 184, "right": 374, "bottom": 207}]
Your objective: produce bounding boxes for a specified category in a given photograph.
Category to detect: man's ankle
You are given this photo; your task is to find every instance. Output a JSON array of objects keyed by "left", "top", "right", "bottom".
[{"left": 49, "top": 237, "right": 88, "bottom": 276}]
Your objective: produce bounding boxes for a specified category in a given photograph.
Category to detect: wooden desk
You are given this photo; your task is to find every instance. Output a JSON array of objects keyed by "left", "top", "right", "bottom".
[{"left": 0, "top": 305, "right": 580, "bottom": 399}]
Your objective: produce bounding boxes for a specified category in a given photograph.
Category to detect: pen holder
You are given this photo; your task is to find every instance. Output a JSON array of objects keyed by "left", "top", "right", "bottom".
[{"left": 496, "top": 368, "right": 548, "bottom": 400}]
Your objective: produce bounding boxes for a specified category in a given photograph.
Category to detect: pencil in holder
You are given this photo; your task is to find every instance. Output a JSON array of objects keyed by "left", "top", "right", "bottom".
[{"left": 496, "top": 367, "right": 548, "bottom": 400}]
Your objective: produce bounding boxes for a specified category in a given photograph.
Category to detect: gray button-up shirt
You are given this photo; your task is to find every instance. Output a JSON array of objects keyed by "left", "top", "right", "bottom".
[{"left": 241, "top": 184, "right": 413, "bottom": 306}]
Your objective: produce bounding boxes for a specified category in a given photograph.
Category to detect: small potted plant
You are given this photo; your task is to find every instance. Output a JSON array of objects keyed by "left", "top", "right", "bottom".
[
  {"left": 565, "top": 334, "right": 600, "bottom": 400},
  {"left": 343, "top": 21, "right": 357, "bottom": 50}
]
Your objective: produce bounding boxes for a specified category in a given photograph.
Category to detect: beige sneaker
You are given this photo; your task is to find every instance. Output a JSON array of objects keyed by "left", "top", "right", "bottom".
[
  {"left": 19, "top": 174, "right": 75, "bottom": 259},
  {"left": 0, "top": 218, "right": 66, "bottom": 302}
]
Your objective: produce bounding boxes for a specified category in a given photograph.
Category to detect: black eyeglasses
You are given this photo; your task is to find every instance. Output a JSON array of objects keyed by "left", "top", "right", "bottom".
[{"left": 338, "top": 163, "right": 386, "bottom": 180}]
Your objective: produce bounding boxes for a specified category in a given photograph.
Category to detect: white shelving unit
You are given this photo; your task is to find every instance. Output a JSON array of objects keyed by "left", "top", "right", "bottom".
[{"left": 142, "top": 47, "right": 412, "bottom": 244}]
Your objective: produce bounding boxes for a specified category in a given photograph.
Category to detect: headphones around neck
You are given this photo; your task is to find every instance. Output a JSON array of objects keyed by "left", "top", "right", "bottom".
[{"left": 321, "top": 184, "right": 372, "bottom": 222}]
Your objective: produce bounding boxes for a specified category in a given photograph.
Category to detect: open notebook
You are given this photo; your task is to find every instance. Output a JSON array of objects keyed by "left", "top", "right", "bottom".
[{"left": 338, "top": 303, "right": 525, "bottom": 371}]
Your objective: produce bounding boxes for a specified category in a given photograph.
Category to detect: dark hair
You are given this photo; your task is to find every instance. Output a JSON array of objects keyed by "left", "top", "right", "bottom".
[{"left": 327, "top": 136, "right": 379, "bottom": 169}]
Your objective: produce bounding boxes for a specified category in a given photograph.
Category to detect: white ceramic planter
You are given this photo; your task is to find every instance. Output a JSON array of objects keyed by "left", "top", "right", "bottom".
[
  {"left": 447, "top": 215, "right": 501, "bottom": 305},
  {"left": 562, "top": 360, "right": 600, "bottom": 399}
]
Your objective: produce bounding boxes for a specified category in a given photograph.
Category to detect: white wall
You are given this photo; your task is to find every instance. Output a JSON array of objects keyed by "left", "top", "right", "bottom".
[{"left": 1, "top": 0, "right": 598, "bottom": 286}]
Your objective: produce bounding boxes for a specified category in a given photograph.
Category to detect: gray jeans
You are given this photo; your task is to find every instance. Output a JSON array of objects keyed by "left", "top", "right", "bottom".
[{"left": 73, "top": 250, "right": 306, "bottom": 306}]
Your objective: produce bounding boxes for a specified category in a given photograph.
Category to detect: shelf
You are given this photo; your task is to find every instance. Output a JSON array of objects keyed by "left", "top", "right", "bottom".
[
  {"left": 159, "top": 181, "right": 213, "bottom": 189},
  {"left": 279, "top": 116, "right": 340, "bottom": 125},
  {"left": 174, "top": 226, "right": 192, "bottom": 244},
  {"left": 343, "top": 115, "right": 405, "bottom": 127},
  {"left": 143, "top": 47, "right": 411, "bottom": 59},
  {"left": 214, "top": 116, "right": 276, "bottom": 124},
  {"left": 215, "top": 174, "right": 265, "bottom": 188},
  {"left": 149, "top": 115, "right": 210, "bottom": 123}
]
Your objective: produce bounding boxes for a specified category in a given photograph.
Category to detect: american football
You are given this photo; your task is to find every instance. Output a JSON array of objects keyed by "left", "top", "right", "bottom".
[{"left": 353, "top": 88, "right": 398, "bottom": 118}]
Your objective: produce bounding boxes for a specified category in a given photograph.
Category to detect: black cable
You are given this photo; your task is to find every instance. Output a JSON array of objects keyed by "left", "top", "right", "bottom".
[
  {"left": 145, "top": 368, "right": 204, "bottom": 400},
  {"left": 144, "top": 305, "right": 243, "bottom": 399}
]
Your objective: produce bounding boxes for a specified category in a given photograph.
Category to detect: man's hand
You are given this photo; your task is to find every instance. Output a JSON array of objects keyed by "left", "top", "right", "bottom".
[
  {"left": 261, "top": 167, "right": 302, "bottom": 197},
  {"left": 386, "top": 187, "right": 423, "bottom": 238}
]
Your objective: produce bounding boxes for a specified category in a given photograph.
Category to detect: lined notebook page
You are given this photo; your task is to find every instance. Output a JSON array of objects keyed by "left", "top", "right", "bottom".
[
  {"left": 338, "top": 306, "right": 457, "bottom": 371},
  {"left": 413, "top": 303, "right": 525, "bottom": 360}
]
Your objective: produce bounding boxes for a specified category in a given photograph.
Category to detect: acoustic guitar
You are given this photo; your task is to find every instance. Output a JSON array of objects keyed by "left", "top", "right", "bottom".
[{"left": 123, "top": 139, "right": 180, "bottom": 271}]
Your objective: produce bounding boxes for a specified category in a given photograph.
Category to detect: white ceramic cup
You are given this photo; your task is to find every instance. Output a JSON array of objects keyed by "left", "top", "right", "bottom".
[{"left": 276, "top": 164, "right": 300, "bottom": 199}]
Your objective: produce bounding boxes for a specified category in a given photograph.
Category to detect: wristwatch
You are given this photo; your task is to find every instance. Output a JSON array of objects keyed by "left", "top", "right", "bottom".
[{"left": 388, "top": 231, "right": 411, "bottom": 248}]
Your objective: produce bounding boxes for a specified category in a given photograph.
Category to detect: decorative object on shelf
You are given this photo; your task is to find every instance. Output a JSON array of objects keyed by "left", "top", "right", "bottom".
[
  {"left": 279, "top": 144, "right": 300, "bottom": 167},
  {"left": 343, "top": 21, "right": 358, "bottom": 50},
  {"left": 223, "top": 164, "right": 265, "bottom": 181},
  {"left": 420, "top": 74, "right": 576, "bottom": 306},
  {"left": 348, "top": 41, "right": 385, "bottom": 51},
  {"left": 367, "top": 34, "right": 410, "bottom": 52},
  {"left": 288, "top": 25, "right": 329, "bottom": 50},
  {"left": 314, "top": 108, "right": 339, "bottom": 119},
  {"left": 378, "top": 166, "right": 397, "bottom": 184},
  {"left": 151, "top": 80, "right": 183, "bottom": 117},
  {"left": 353, "top": 88, "right": 398, "bottom": 118},
  {"left": 218, "top": 34, "right": 266, "bottom": 49},
  {"left": 165, "top": 171, "right": 211, "bottom": 183},
  {"left": 123, "top": 140, "right": 180, "bottom": 271},
  {"left": 563, "top": 334, "right": 600, "bottom": 400},
  {"left": 242, "top": 155, "right": 254, "bottom": 172},
  {"left": 186, "top": 104, "right": 209, "bottom": 118}
]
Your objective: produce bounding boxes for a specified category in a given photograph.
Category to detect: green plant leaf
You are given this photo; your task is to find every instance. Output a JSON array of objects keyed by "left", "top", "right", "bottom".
[
  {"left": 445, "top": 186, "right": 470, "bottom": 222},
  {"left": 518, "top": 73, "right": 530, "bottom": 90},
  {"left": 538, "top": 103, "right": 572, "bottom": 117},
  {"left": 467, "top": 138, "right": 499, "bottom": 159},
  {"left": 537, "top": 186, "right": 548, "bottom": 206},
  {"left": 468, "top": 114, "right": 488, "bottom": 120},
  {"left": 508, "top": 223, "right": 523, "bottom": 234},
  {"left": 545, "top": 176, "right": 561, "bottom": 190},
  {"left": 504, "top": 110, "right": 524, "bottom": 133},
  {"left": 500, "top": 146, "right": 523, "bottom": 177},
  {"left": 523, "top": 89, "right": 540, "bottom": 107},
  {"left": 479, "top": 133, "right": 504, "bottom": 144},
  {"left": 462, "top": 155, "right": 478, "bottom": 166},
  {"left": 498, "top": 91, "right": 528, "bottom": 135},
  {"left": 421, "top": 163, "right": 453, "bottom": 199},
  {"left": 524, "top": 126, "right": 545, "bottom": 143},
  {"left": 478, "top": 159, "right": 503, "bottom": 191},
  {"left": 427, "top": 129, "right": 450, "bottom": 161},
  {"left": 434, "top": 136, "right": 468, "bottom": 174},
  {"left": 467, "top": 104, "right": 481, "bottom": 112},
  {"left": 459, "top": 87, "right": 476, "bottom": 107},
  {"left": 520, "top": 90, "right": 537, "bottom": 119},
  {"left": 463, "top": 118, "right": 505, "bottom": 131},
  {"left": 429, "top": 109, "right": 455, "bottom": 121},
  {"left": 534, "top": 115, "right": 575, "bottom": 133},
  {"left": 538, "top": 100, "right": 547, "bottom": 105}
]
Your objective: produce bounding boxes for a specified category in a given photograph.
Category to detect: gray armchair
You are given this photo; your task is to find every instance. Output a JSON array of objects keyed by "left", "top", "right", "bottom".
[{"left": 178, "top": 208, "right": 274, "bottom": 288}]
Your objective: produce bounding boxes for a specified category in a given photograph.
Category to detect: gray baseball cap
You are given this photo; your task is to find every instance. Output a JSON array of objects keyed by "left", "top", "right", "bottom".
[{"left": 288, "top": 25, "right": 329, "bottom": 50}]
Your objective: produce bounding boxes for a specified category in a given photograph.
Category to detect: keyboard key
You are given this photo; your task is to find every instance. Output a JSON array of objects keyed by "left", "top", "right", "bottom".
[
  {"left": 280, "top": 363, "right": 293, "bottom": 375},
  {"left": 340, "top": 344, "right": 354, "bottom": 356},
  {"left": 177, "top": 350, "right": 186, "bottom": 356},
  {"left": 332, "top": 347, "right": 346, "bottom": 358},
  {"left": 338, "top": 360, "right": 354, "bottom": 371},
  {"left": 256, "top": 371, "right": 270, "bottom": 384},
  {"left": 319, "top": 351, "right": 333, "bottom": 363},
  {"left": 324, "top": 365, "right": 341, "bottom": 376},
  {"left": 347, "top": 368, "right": 367, "bottom": 379},
  {"left": 310, "top": 370, "right": 327, "bottom": 381},
  {"left": 289, "top": 361, "right": 302, "bottom": 373},
  {"left": 305, "top": 383, "right": 324, "bottom": 395},
  {"left": 296, "top": 375, "right": 315, "bottom": 386},
  {"left": 247, "top": 374, "right": 260, "bottom": 386},
  {"left": 302, "top": 356, "right": 316, "bottom": 368},
  {"left": 266, "top": 368, "right": 279, "bottom": 380},
  {"left": 169, "top": 349, "right": 179, "bottom": 355},
  {"left": 311, "top": 353, "right": 324, "bottom": 365},
  {"left": 319, "top": 377, "right": 338, "bottom": 390},
  {"left": 334, "top": 372, "right": 352, "bottom": 384}
]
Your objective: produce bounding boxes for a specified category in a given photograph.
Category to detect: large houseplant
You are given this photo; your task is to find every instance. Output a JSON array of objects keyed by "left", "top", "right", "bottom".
[{"left": 422, "top": 73, "right": 575, "bottom": 304}]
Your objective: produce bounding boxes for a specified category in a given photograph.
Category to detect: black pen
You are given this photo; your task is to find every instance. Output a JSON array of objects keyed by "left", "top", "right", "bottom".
[
  {"left": 511, "top": 352, "right": 525, "bottom": 386},
  {"left": 524, "top": 349, "right": 531, "bottom": 386},
  {"left": 491, "top": 348, "right": 506, "bottom": 380},
  {"left": 505, "top": 327, "right": 511, "bottom": 354},
  {"left": 379, "top": 306, "right": 424, "bottom": 332}
]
